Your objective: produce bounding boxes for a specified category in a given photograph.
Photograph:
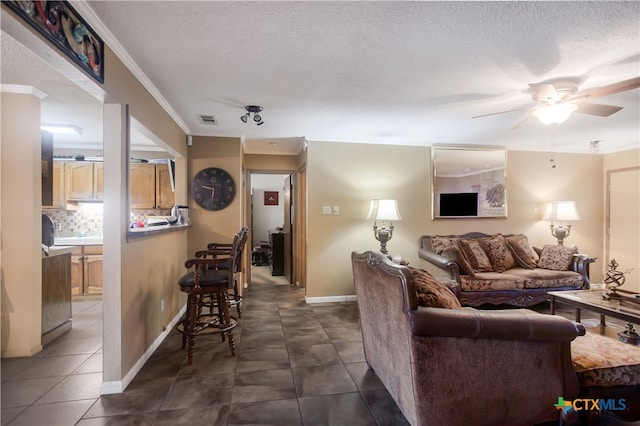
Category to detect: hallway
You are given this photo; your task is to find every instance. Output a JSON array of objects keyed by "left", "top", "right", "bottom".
[{"left": 1, "top": 276, "right": 408, "bottom": 425}]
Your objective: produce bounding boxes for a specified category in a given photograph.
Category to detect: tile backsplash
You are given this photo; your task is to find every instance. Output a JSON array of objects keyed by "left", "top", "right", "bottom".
[{"left": 43, "top": 206, "right": 171, "bottom": 235}]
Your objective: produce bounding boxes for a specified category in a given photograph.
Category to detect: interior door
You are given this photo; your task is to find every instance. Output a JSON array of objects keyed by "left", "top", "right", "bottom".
[{"left": 607, "top": 167, "right": 640, "bottom": 292}]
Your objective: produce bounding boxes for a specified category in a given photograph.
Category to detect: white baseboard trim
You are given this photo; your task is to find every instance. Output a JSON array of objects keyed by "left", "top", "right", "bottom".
[
  {"left": 304, "top": 295, "right": 357, "bottom": 304},
  {"left": 100, "top": 304, "right": 186, "bottom": 395}
]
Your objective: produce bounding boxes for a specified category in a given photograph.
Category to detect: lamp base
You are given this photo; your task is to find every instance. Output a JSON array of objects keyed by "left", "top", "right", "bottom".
[{"left": 373, "top": 223, "right": 394, "bottom": 255}]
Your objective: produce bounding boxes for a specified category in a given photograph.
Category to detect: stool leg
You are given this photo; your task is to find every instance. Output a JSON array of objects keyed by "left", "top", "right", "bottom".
[
  {"left": 186, "top": 294, "right": 199, "bottom": 365},
  {"left": 219, "top": 292, "right": 236, "bottom": 356}
]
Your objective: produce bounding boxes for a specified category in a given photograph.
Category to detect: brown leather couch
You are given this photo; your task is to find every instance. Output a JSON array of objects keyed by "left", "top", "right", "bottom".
[
  {"left": 352, "top": 250, "right": 585, "bottom": 426},
  {"left": 418, "top": 233, "right": 595, "bottom": 307}
]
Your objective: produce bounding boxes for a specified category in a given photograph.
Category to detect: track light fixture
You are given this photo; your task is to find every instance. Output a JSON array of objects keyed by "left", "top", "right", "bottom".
[{"left": 241, "top": 105, "right": 264, "bottom": 126}]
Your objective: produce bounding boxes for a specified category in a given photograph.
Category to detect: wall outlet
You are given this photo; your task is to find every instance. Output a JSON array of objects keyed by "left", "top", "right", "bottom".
[
  {"left": 332, "top": 206, "right": 339, "bottom": 215},
  {"left": 322, "top": 206, "right": 331, "bottom": 215}
]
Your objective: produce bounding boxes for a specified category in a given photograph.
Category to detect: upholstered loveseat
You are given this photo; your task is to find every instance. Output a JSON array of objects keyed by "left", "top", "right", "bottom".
[
  {"left": 352, "top": 250, "right": 585, "bottom": 426},
  {"left": 418, "top": 232, "right": 595, "bottom": 307}
]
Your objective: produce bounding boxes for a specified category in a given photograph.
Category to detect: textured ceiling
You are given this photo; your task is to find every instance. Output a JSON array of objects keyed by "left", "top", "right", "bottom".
[{"left": 2, "top": 1, "right": 639, "bottom": 155}]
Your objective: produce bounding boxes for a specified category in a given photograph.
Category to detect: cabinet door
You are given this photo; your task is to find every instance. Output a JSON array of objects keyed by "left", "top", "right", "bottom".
[
  {"left": 65, "top": 163, "right": 95, "bottom": 200},
  {"left": 155, "top": 164, "right": 175, "bottom": 209},
  {"left": 93, "top": 163, "right": 104, "bottom": 200},
  {"left": 70, "top": 248, "right": 84, "bottom": 296},
  {"left": 43, "top": 162, "right": 65, "bottom": 209},
  {"left": 84, "top": 255, "right": 103, "bottom": 295},
  {"left": 130, "top": 164, "right": 156, "bottom": 209}
]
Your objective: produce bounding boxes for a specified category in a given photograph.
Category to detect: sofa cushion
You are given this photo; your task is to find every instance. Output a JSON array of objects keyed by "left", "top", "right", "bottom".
[
  {"left": 571, "top": 332, "right": 640, "bottom": 387},
  {"left": 537, "top": 244, "right": 577, "bottom": 271},
  {"left": 460, "top": 272, "right": 525, "bottom": 291},
  {"left": 458, "top": 239, "right": 493, "bottom": 273},
  {"left": 481, "top": 234, "right": 516, "bottom": 272},
  {"left": 409, "top": 267, "right": 462, "bottom": 309},
  {"left": 441, "top": 246, "right": 475, "bottom": 277},
  {"left": 505, "top": 234, "right": 539, "bottom": 269},
  {"left": 506, "top": 267, "right": 585, "bottom": 289},
  {"left": 431, "top": 236, "right": 459, "bottom": 255}
]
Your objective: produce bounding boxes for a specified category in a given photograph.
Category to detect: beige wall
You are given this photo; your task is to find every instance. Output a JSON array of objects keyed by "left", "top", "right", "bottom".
[
  {"left": 0, "top": 91, "right": 43, "bottom": 357},
  {"left": 187, "top": 136, "right": 243, "bottom": 256},
  {"left": 305, "top": 141, "right": 605, "bottom": 298}
]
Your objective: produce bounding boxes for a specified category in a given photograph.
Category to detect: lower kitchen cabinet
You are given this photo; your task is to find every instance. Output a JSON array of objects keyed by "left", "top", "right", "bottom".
[{"left": 71, "top": 245, "right": 103, "bottom": 295}]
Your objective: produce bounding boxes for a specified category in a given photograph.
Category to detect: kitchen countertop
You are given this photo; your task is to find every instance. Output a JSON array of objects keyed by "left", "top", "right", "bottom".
[
  {"left": 43, "top": 245, "right": 74, "bottom": 258},
  {"left": 54, "top": 236, "right": 103, "bottom": 246}
]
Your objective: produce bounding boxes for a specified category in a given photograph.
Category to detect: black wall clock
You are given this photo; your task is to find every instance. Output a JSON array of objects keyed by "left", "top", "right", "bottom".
[{"left": 191, "top": 167, "right": 236, "bottom": 211}]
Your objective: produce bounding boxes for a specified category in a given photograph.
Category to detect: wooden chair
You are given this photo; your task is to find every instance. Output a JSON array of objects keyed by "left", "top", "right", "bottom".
[
  {"left": 196, "top": 226, "right": 249, "bottom": 317},
  {"left": 176, "top": 229, "right": 245, "bottom": 364}
]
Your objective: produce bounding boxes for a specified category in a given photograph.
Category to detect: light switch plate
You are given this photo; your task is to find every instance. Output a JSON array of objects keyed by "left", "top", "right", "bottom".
[
  {"left": 322, "top": 206, "right": 331, "bottom": 215},
  {"left": 332, "top": 206, "right": 339, "bottom": 215}
]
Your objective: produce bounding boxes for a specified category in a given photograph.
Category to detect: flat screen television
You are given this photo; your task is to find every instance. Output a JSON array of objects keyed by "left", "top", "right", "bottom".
[{"left": 439, "top": 192, "right": 478, "bottom": 217}]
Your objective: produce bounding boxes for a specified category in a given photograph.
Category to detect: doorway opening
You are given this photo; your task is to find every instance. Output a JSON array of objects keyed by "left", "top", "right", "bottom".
[{"left": 248, "top": 172, "right": 293, "bottom": 287}]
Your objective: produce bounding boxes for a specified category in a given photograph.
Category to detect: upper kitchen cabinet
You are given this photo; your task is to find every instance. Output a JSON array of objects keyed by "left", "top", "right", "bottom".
[
  {"left": 130, "top": 163, "right": 175, "bottom": 209},
  {"left": 65, "top": 162, "right": 103, "bottom": 201},
  {"left": 42, "top": 161, "right": 66, "bottom": 209},
  {"left": 155, "top": 163, "right": 174, "bottom": 209}
]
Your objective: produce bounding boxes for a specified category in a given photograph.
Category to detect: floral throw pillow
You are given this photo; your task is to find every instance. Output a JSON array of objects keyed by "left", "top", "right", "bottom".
[
  {"left": 481, "top": 234, "right": 516, "bottom": 272},
  {"left": 505, "top": 234, "right": 539, "bottom": 269},
  {"left": 409, "top": 267, "right": 462, "bottom": 309},
  {"left": 431, "top": 236, "right": 459, "bottom": 255},
  {"left": 441, "top": 246, "right": 475, "bottom": 277},
  {"left": 537, "top": 245, "right": 577, "bottom": 271},
  {"left": 457, "top": 239, "right": 493, "bottom": 273}
]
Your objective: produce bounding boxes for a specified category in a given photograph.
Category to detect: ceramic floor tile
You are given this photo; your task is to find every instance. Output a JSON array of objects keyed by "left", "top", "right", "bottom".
[
  {"left": 232, "top": 368, "right": 296, "bottom": 403},
  {"left": 73, "top": 353, "right": 104, "bottom": 374},
  {"left": 292, "top": 364, "right": 358, "bottom": 397},
  {"left": 236, "top": 344, "right": 291, "bottom": 372},
  {"left": 8, "top": 399, "right": 95, "bottom": 426},
  {"left": 84, "top": 376, "right": 175, "bottom": 417},
  {"left": 0, "top": 406, "right": 26, "bottom": 426},
  {"left": 160, "top": 373, "right": 234, "bottom": 410},
  {"left": 333, "top": 340, "right": 366, "bottom": 363},
  {"left": 344, "top": 362, "right": 386, "bottom": 391},
  {"left": 228, "top": 399, "right": 302, "bottom": 426},
  {"left": 287, "top": 343, "right": 342, "bottom": 368},
  {"left": 36, "top": 372, "right": 103, "bottom": 403},
  {"left": 76, "top": 411, "right": 158, "bottom": 425},
  {"left": 324, "top": 325, "right": 363, "bottom": 343},
  {"left": 360, "top": 388, "right": 411, "bottom": 426},
  {"left": 0, "top": 358, "right": 40, "bottom": 382},
  {"left": 283, "top": 327, "right": 331, "bottom": 345},
  {"left": 1, "top": 376, "right": 63, "bottom": 408},
  {"left": 154, "top": 405, "right": 229, "bottom": 426},
  {"left": 298, "top": 392, "right": 378, "bottom": 426},
  {"left": 12, "top": 354, "right": 91, "bottom": 380}
]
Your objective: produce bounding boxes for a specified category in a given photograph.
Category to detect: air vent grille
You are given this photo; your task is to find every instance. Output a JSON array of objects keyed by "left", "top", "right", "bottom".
[{"left": 198, "top": 114, "right": 218, "bottom": 125}]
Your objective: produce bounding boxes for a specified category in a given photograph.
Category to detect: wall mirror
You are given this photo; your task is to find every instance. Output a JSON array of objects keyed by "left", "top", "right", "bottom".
[{"left": 432, "top": 146, "right": 507, "bottom": 219}]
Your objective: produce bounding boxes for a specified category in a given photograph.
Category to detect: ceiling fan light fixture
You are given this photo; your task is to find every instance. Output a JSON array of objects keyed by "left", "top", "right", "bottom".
[{"left": 533, "top": 103, "right": 578, "bottom": 125}]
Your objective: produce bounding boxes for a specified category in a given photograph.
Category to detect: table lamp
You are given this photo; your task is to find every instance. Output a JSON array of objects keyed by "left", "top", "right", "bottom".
[{"left": 367, "top": 199, "right": 401, "bottom": 255}]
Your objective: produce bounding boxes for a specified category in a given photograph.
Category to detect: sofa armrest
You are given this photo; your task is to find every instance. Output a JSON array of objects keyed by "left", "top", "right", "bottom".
[
  {"left": 571, "top": 254, "right": 596, "bottom": 288},
  {"left": 408, "top": 307, "right": 585, "bottom": 342},
  {"left": 417, "top": 248, "right": 461, "bottom": 283}
]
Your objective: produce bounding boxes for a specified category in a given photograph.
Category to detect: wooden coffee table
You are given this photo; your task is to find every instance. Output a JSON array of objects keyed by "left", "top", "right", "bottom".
[{"left": 548, "top": 289, "right": 640, "bottom": 344}]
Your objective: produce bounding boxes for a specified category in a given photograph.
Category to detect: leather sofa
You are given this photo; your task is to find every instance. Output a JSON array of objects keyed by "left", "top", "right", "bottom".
[
  {"left": 352, "top": 250, "right": 585, "bottom": 426},
  {"left": 418, "top": 232, "right": 595, "bottom": 307}
]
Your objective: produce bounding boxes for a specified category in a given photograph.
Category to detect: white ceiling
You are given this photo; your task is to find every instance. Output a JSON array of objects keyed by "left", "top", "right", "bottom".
[{"left": 2, "top": 1, "right": 639, "bottom": 155}]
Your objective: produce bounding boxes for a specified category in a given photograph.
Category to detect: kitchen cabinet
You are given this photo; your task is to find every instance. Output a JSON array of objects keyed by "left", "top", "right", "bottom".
[
  {"left": 70, "top": 245, "right": 103, "bottom": 295},
  {"left": 43, "top": 162, "right": 65, "bottom": 209},
  {"left": 65, "top": 162, "right": 103, "bottom": 201},
  {"left": 130, "top": 163, "right": 175, "bottom": 209},
  {"left": 155, "top": 163, "right": 175, "bottom": 209}
]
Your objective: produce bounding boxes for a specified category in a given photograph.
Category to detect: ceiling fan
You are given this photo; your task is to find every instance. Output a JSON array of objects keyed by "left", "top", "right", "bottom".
[{"left": 473, "top": 76, "right": 640, "bottom": 128}]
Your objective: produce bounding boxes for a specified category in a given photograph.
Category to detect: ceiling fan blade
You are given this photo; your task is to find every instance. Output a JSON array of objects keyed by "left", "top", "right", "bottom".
[
  {"left": 577, "top": 77, "right": 640, "bottom": 99},
  {"left": 529, "top": 83, "right": 561, "bottom": 102},
  {"left": 472, "top": 105, "right": 533, "bottom": 119},
  {"left": 573, "top": 101, "right": 623, "bottom": 117},
  {"left": 511, "top": 114, "right": 534, "bottom": 130}
]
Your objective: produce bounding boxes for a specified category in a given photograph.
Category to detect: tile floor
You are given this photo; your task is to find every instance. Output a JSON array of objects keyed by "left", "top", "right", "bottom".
[
  {"left": 1, "top": 271, "right": 408, "bottom": 425},
  {"left": 2, "top": 271, "right": 638, "bottom": 425}
]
